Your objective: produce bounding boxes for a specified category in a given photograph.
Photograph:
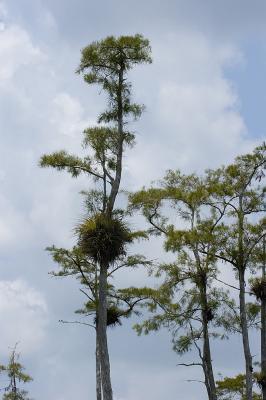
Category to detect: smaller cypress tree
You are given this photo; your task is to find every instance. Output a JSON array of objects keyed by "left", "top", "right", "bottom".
[{"left": 0, "top": 348, "right": 33, "bottom": 400}]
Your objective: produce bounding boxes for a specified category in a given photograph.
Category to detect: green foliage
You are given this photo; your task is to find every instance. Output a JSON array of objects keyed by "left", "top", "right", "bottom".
[
  {"left": 216, "top": 374, "right": 262, "bottom": 400},
  {"left": 82, "top": 126, "right": 135, "bottom": 173},
  {"left": 3, "top": 392, "right": 29, "bottom": 400},
  {"left": 129, "top": 187, "right": 169, "bottom": 236},
  {"left": 77, "top": 34, "right": 151, "bottom": 124},
  {"left": 39, "top": 150, "right": 95, "bottom": 178},
  {"left": 77, "top": 34, "right": 152, "bottom": 74},
  {"left": 40, "top": 127, "right": 134, "bottom": 185},
  {"left": 216, "top": 374, "right": 247, "bottom": 399}
]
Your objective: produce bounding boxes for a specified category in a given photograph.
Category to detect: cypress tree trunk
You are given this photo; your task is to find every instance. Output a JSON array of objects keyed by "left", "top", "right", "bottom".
[
  {"left": 238, "top": 197, "right": 253, "bottom": 400},
  {"left": 106, "top": 66, "right": 124, "bottom": 215},
  {"left": 96, "top": 324, "right": 102, "bottom": 400},
  {"left": 202, "top": 365, "right": 212, "bottom": 400},
  {"left": 261, "top": 238, "right": 266, "bottom": 400},
  {"left": 201, "top": 281, "right": 217, "bottom": 400},
  {"left": 239, "top": 268, "right": 253, "bottom": 400},
  {"left": 98, "top": 264, "right": 112, "bottom": 400},
  {"left": 98, "top": 65, "right": 125, "bottom": 400},
  {"left": 193, "top": 235, "right": 217, "bottom": 400}
]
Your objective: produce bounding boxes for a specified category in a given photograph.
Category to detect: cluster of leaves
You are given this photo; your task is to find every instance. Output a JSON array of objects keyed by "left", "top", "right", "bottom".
[{"left": 216, "top": 374, "right": 262, "bottom": 400}]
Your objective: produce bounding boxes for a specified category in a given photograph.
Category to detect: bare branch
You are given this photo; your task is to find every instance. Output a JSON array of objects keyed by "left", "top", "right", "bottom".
[
  {"left": 59, "top": 319, "right": 95, "bottom": 330},
  {"left": 177, "top": 362, "right": 202, "bottom": 367},
  {"left": 80, "top": 288, "right": 94, "bottom": 302},
  {"left": 214, "top": 277, "right": 253, "bottom": 295}
]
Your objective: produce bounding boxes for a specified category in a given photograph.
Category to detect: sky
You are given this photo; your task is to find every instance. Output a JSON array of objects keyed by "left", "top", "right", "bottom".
[{"left": 0, "top": 1, "right": 265, "bottom": 399}]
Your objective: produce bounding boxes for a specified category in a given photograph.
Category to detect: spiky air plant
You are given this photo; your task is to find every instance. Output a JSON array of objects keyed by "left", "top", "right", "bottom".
[
  {"left": 251, "top": 278, "right": 266, "bottom": 301},
  {"left": 77, "top": 214, "right": 132, "bottom": 266}
]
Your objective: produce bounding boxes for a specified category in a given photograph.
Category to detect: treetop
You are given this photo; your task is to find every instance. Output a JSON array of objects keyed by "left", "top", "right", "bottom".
[{"left": 77, "top": 34, "right": 152, "bottom": 76}]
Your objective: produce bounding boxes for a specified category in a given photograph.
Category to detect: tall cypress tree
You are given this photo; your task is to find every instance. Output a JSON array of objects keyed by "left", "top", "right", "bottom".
[{"left": 40, "top": 34, "right": 152, "bottom": 400}]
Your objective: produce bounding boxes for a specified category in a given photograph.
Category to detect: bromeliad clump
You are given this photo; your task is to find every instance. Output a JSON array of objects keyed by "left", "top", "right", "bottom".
[
  {"left": 94, "top": 306, "right": 122, "bottom": 328},
  {"left": 77, "top": 214, "right": 132, "bottom": 265},
  {"left": 251, "top": 278, "right": 266, "bottom": 300}
]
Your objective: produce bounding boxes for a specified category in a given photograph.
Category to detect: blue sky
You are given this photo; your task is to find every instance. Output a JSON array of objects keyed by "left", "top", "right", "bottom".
[{"left": 0, "top": 1, "right": 265, "bottom": 399}]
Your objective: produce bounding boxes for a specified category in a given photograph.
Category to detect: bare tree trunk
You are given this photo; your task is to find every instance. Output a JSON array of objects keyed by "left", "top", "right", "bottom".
[
  {"left": 193, "top": 231, "right": 217, "bottom": 400},
  {"left": 96, "top": 324, "right": 102, "bottom": 400},
  {"left": 238, "top": 197, "right": 253, "bottom": 400},
  {"left": 98, "top": 64, "right": 126, "bottom": 400},
  {"left": 98, "top": 66, "right": 125, "bottom": 400},
  {"left": 239, "top": 268, "right": 253, "bottom": 400},
  {"left": 201, "top": 283, "right": 217, "bottom": 400},
  {"left": 261, "top": 237, "right": 266, "bottom": 400},
  {"left": 202, "top": 364, "right": 212, "bottom": 400},
  {"left": 98, "top": 264, "right": 112, "bottom": 400},
  {"left": 107, "top": 66, "right": 124, "bottom": 215}
]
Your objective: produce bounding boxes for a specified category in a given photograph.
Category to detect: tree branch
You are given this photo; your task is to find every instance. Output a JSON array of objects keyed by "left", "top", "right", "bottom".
[
  {"left": 177, "top": 362, "right": 202, "bottom": 367},
  {"left": 59, "top": 319, "right": 95, "bottom": 330}
]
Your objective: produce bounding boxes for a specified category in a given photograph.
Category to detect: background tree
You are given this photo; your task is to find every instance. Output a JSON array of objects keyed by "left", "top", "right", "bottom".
[
  {"left": 216, "top": 374, "right": 262, "bottom": 400},
  {"left": 128, "top": 144, "right": 265, "bottom": 400},
  {"left": 0, "top": 348, "right": 33, "bottom": 400},
  {"left": 204, "top": 144, "right": 266, "bottom": 400},
  {"left": 128, "top": 171, "right": 234, "bottom": 400},
  {"left": 250, "top": 237, "right": 266, "bottom": 399},
  {"left": 40, "top": 34, "right": 152, "bottom": 400}
]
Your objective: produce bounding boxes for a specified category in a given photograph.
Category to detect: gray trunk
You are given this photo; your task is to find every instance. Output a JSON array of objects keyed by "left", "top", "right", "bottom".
[
  {"left": 202, "top": 365, "right": 211, "bottom": 400},
  {"left": 239, "top": 268, "right": 253, "bottom": 400},
  {"left": 261, "top": 292, "right": 266, "bottom": 400},
  {"left": 98, "top": 264, "right": 113, "bottom": 400},
  {"left": 193, "top": 234, "right": 217, "bottom": 400},
  {"left": 96, "top": 325, "right": 102, "bottom": 400},
  {"left": 201, "top": 284, "right": 217, "bottom": 400},
  {"left": 98, "top": 65, "right": 124, "bottom": 400},
  {"left": 238, "top": 196, "right": 253, "bottom": 400},
  {"left": 261, "top": 238, "right": 266, "bottom": 400},
  {"left": 107, "top": 67, "right": 124, "bottom": 215}
]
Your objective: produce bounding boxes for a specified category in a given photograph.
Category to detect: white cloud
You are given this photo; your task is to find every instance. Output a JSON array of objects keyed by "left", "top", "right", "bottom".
[
  {"left": 0, "top": 194, "right": 32, "bottom": 248},
  {"left": 0, "top": 13, "right": 93, "bottom": 251},
  {"left": 0, "top": 280, "right": 48, "bottom": 355},
  {"left": 50, "top": 92, "right": 94, "bottom": 139},
  {"left": 0, "top": 24, "right": 44, "bottom": 84}
]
